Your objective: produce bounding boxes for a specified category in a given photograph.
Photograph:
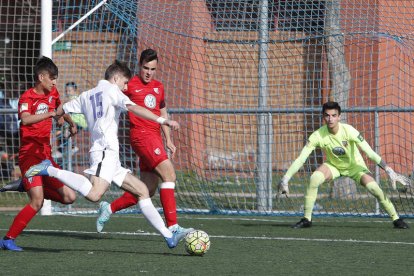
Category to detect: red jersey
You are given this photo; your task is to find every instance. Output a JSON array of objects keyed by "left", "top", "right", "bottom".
[
  {"left": 18, "top": 87, "right": 61, "bottom": 159},
  {"left": 124, "top": 75, "right": 166, "bottom": 135}
]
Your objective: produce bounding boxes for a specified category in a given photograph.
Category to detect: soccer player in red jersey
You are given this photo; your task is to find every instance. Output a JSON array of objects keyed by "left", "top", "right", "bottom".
[
  {"left": 96, "top": 49, "right": 193, "bottom": 237},
  {"left": 0, "top": 57, "right": 77, "bottom": 251}
]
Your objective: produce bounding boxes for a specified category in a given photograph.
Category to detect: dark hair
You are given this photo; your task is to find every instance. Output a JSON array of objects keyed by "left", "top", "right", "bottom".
[
  {"left": 104, "top": 60, "right": 132, "bottom": 80},
  {"left": 34, "top": 56, "right": 58, "bottom": 81},
  {"left": 322, "top": 101, "right": 341, "bottom": 115},
  {"left": 139, "top": 48, "right": 158, "bottom": 65},
  {"left": 65, "top": 81, "right": 77, "bottom": 89}
]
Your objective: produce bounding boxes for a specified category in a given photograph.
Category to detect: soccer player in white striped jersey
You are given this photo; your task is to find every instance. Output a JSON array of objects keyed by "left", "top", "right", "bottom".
[
  {"left": 278, "top": 101, "right": 409, "bottom": 229},
  {"left": 25, "top": 60, "right": 184, "bottom": 248}
]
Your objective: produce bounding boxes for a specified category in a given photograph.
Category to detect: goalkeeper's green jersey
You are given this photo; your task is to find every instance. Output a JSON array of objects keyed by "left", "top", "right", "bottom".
[{"left": 284, "top": 122, "right": 382, "bottom": 179}]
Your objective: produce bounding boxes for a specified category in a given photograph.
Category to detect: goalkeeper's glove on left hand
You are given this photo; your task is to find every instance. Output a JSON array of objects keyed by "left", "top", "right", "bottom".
[{"left": 278, "top": 176, "right": 290, "bottom": 198}]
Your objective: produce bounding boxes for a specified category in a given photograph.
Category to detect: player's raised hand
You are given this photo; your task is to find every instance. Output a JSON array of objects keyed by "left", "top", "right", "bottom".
[
  {"left": 165, "top": 119, "right": 179, "bottom": 131},
  {"left": 277, "top": 176, "right": 289, "bottom": 198}
]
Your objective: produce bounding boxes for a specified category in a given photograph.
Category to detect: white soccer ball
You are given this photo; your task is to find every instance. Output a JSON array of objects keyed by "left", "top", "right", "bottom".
[{"left": 184, "top": 230, "right": 210, "bottom": 256}]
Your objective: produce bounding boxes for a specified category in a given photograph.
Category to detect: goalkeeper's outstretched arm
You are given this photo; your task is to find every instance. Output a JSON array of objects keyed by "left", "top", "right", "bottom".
[
  {"left": 358, "top": 139, "right": 411, "bottom": 190},
  {"left": 278, "top": 145, "right": 314, "bottom": 197}
]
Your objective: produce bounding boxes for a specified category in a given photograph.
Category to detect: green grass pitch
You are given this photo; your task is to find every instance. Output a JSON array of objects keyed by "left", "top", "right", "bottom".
[{"left": 0, "top": 213, "right": 413, "bottom": 275}]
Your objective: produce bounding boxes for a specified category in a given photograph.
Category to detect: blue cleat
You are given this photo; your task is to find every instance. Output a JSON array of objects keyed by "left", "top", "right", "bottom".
[
  {"left": 169, "top": 224, "right": 194, "bottom": 243},
  {"left": 96, "top": 201, "right": 112, "bottom": 233},
  {"left": 25, "top": 160, "right": 52, "bottom": 178},
  {"left": 0, "top": 238, "right": 23, "bottom": 251},
  {"left": 164, "top": 233, "right": 179, "bottom": 249}
]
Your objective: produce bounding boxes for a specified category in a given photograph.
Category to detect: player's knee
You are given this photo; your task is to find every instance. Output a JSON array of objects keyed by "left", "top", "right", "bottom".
[
  {"left": 64, "top": 191, "right": 76, "bottom": 204},
  {"left": 309, "top": 171, "right": 325, "bottom": 188},
  {"left": 29, "top": 200, "right": 44, "bottom": 211}
]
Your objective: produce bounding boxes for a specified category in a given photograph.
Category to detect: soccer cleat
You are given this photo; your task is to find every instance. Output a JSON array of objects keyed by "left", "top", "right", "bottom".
[
  {"left": 96, "top": 201, "right": 112, "bottom": 233},
  {"left": 164, "top": 231, "right": 182, "bottom": 249},
  {"left": 393, "top": 218, "right": 409, "bottom": 229},
  {"left": 292, "top": 218, "right": 312, "bottom": 229},
  {"left": 169, "top": 224, "right": 194, "bottom": 243},
  {"left": 0, "top": 238, "right": 23, "bottom": 251},
  {"left": 0, "top": 178, "right": 24, "bottom": 192},
  {"left": 25, "top": 159, "right": 52, "bottom": 178}
]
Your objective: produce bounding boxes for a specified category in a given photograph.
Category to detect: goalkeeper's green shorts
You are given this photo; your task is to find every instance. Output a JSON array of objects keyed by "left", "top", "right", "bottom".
[{"left": 324, "top": 162, "right": 371, "bottom": 185}]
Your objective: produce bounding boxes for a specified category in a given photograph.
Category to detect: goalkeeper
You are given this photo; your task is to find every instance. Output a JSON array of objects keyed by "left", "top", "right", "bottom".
[{"left": 278, "top": 101, "right": 409, "bottom": 229}]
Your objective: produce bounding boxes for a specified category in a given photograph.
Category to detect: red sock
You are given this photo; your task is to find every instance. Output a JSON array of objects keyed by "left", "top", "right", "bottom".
[
  {"left": 110, "top": 191, "right": 138, "bottom": 213},
  {"left": 160, "top": 186, "right": 177, "bottom": 227},
  {"left": 6, "top": 204, "right": 38, "bottom": 239}
]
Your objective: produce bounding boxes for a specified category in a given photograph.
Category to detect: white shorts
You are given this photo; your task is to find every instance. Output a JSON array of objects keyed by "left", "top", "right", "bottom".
[{"left": 84, "top": 149, "right": 131, "bottom": 187}]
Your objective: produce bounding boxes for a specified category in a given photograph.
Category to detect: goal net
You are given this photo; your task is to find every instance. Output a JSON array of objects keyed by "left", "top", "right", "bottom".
[{"left": 1, "top": 0, "right": 414, "bottom": 218}]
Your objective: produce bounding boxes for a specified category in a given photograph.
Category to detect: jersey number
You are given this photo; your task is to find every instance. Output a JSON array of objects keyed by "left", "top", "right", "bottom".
[{"left": 89, "top": 92, "right": 103, "bottom": 120}]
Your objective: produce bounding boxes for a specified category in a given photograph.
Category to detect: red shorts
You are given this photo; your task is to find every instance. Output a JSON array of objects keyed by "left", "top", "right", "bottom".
[
  {"left": 130, "top": 133, "right": 168, "bottom": 172},
  {"left": 19, "top": 155, "right": 65, "bottom": 191}
]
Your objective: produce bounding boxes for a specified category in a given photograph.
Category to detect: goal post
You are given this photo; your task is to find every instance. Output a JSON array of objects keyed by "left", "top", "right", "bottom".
[{"left": 1, "top": 0, "right": 414, "bottom": 218}]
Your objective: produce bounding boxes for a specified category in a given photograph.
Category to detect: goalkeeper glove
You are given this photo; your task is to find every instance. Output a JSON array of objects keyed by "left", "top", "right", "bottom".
[
  {"left": 277, "top": 176, "right": 290, "bottom": 198},
  {"left": 385, "top": 166, "right": 411, "bottom": 190}
]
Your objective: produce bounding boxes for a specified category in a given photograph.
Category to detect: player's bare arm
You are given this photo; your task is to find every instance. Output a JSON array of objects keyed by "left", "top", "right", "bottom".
[
  {"left": 127, "top": 104, "right": 180, "bottom": 130},
  {"left": 20, "top": 110, "right": 56, "bottom": 125},
  {"left": 160, "top": 107, "right": 177, "bottom": 156}
]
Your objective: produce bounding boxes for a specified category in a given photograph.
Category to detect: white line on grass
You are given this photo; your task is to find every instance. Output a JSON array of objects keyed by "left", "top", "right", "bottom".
[{"left": 2, "top": 228, "right": 413, "bottom": 246}]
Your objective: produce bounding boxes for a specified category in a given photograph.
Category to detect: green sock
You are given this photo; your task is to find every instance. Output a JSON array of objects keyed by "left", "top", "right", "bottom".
[
  {"left": 304, "top": 171, "right": 325, "bottom": 221},
  {"left": 365, "top": 181, "right": 399, "bottom": 221}
]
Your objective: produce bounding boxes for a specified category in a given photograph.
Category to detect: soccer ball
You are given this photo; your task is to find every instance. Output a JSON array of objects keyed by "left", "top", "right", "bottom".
[{"left": 184, "top": 230, "right": 210, "bottom": 256}]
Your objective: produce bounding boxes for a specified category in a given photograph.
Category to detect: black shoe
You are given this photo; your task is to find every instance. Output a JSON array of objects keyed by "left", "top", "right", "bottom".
[
  {"left": 0, "top": 178, "right": 24, "bottom": 192},
  {"left": 393, "top": 218, "right": 409, "bottom": 229},
  {"left": 292, "top": 218, "right": 312, "bottom": 229}
]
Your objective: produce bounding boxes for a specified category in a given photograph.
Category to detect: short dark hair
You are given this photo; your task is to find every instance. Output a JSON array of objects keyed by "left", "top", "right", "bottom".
[
  {"left": 322, "top": 101, "right": 341, "bottom": 115},
  {"left": 34, "top": 56, "right": 58, "bottom": 82},
  {"left": 104, "top": 60, "right": 132, "bottom": 80},
  {"left": 139, "top": 48, "right": 158, "bottom": 65},
  {"left": 65, "top": 81, "right": 77, "bottom": 89}
]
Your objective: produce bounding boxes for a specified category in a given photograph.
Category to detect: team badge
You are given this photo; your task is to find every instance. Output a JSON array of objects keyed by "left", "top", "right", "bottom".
[
  {"left": 153, "top": 88, "right": 159, "bottom": 94},
  {"left": 21, "top": 103, "right": 28, "bottom": 112},
  {"left": 144, "top": 94, "right": 156, "bottom": 109},
  {"left": 342, "top": 141, "right": 348, "bottom": 147},
  {"left": 154, "top": 148, "right": 161, "bottom": 155}
]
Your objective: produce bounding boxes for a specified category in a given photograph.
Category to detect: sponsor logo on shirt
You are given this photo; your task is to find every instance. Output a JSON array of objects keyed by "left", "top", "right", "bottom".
[
  {"left": 35, "top": 103, "right": 49, "bottom": 114},
  {"left": 144, "top": 94, "right": 156, "bottom": 109},
  {"left": 332, "top": 147, "right": 346, "bottom": 156},
  {"left": 154, "top": 148, "right": 161, "bottom": 155}
]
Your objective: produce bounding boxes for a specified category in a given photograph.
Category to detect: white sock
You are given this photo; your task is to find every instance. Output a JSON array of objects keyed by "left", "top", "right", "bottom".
[
  {"left": 106, "top": 204, "right": 113, "bottom": 214},
  {"left": 47, "top": 166, "right": 92, "bottom": 196},
  {"left": 139, "top": 198, "right": 172, "bottom": 238}
]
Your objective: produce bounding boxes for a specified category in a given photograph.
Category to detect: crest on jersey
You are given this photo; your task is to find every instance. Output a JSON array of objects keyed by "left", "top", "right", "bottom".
[
  {"left": 153, "top": 88, "right": 159, "bottom": 94},
  {"left": 342, "top": 141, "right": 348, "bottom": 147},
  {"left": 144, "top": 94, "right": 156, "bottom": 109},
  {"left": 154, "top": 148, "right": 161, "bottom": 155}
]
